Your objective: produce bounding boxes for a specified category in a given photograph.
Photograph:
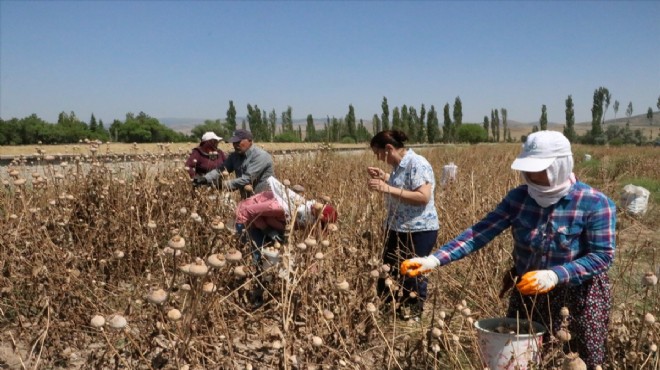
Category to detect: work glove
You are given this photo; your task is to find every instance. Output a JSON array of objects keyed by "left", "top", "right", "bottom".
[
  {"left": 192, "top": 176, "right": 207, "bottom": 187},
  {"left": 400, "top": 255, "right": 441, "bottom": 277},
  {"left": 516, "top": 270, "right": 559, "bottom": 295}
]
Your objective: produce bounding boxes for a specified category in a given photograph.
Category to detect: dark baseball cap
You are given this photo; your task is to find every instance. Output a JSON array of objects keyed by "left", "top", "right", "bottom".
[{"left": 229, "top": 129, "right": 253, "bottom": 143}]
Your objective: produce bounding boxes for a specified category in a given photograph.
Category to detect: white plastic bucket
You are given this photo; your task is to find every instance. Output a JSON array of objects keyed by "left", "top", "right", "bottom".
[
  {"left": 474, "top": 317, "right": 545, "bottom": 370},
  {"left": 441, "top": 163, "right": 458, "bottom": 185}
]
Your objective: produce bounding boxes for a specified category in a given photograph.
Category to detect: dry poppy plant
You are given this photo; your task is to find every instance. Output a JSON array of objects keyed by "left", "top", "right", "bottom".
[{"left": 0, "top": 143, "right": 658, "bottom": 369}]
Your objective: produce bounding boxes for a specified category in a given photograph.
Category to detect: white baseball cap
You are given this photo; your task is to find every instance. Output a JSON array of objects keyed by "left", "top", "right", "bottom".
[
  {"left": 511, "top": 131, "right": 572, "bottom": 172},
  {"left": 201, "top": 132, "right": 222, "bottom": 142}
]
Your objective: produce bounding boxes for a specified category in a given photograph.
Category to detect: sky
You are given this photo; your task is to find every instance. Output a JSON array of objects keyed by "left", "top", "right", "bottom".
[{"left": 1, "top": 1, "right": 659, "bottom": 127}]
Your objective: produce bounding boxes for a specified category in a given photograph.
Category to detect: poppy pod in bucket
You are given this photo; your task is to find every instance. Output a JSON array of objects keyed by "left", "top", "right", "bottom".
[{"left": 474, "top": 317, "right": 545, "bottom": 370}]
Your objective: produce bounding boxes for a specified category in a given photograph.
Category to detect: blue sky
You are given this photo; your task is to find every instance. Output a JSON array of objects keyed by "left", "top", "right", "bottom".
[{"left": 1, "top": 1, "right": 658, "bottom": 127}]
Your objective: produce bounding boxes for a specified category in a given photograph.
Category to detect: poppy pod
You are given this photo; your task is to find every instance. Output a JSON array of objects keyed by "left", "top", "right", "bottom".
[{"left": 90, "top": 315, "right": 105, "bottom": 328}]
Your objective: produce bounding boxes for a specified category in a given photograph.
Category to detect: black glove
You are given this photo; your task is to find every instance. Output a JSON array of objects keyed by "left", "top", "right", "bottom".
[
  {"left": 264, "top": 227, "right": 283, "bottom": 243},
  {"left": 192, "top": 176, "right": 208, "bottom": 187}
]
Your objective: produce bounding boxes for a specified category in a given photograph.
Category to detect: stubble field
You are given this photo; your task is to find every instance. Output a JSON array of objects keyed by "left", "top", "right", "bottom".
[{"left": 0, "top": 142, "right": 658, "bottom": 369}]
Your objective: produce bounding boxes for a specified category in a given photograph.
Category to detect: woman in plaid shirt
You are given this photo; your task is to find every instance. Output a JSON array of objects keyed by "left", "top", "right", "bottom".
[{"left": 402, "top": 130, "right": 616, "bottom": 368}]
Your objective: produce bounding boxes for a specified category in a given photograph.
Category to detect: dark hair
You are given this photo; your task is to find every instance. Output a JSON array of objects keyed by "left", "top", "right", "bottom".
[{"left": 370, "top": 130, "right": 408, "bottom": 149}]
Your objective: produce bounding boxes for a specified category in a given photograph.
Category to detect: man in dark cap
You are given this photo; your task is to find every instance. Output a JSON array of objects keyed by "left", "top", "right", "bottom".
[{"left": 196, "top": 129, "right": 275, "bottom": 199}]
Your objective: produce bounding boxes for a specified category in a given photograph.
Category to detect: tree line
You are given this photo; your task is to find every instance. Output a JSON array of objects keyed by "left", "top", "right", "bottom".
[{"left": 2, "top": 91, "right": 658, "bottom": 146}]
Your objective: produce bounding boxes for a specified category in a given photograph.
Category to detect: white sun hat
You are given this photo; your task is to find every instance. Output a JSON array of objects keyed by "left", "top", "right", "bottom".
[
  {"left": 511, "top": 131, "right": 572, "bottom": 172},
  {"left": 201, "top": 132, "right": 222, "bottom": 142}
]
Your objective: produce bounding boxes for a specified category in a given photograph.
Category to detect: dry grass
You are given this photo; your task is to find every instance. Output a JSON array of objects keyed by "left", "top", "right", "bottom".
[
  {"left": 0, "top": 144, "right": 658, "bottom": 369},
  {"left": 0, "top": 142, "right": 366, "bottom": 158}
]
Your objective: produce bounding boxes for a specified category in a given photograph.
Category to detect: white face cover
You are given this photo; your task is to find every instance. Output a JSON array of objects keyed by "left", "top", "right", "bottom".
[{"left": 522, "top": 156, "right": 575, "bottom": 208}]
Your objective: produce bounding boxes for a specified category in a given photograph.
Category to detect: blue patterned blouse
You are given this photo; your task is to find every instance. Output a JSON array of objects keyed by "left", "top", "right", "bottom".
[{"left": 385, "top": 149, "right": 440, "bottom": 232}]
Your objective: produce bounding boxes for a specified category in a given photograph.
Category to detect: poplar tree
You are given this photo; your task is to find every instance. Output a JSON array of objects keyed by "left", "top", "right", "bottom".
[
  {"left": 392, "top": 107, "right": 401, "bottom": 131},
  {"left": 305, "top": 114, "right": 316, "bottom": 141},
  {"left": 419, "top": 104, "right": 427, "bottom": 143},
  {"left": 590, "top": 87, "right": 609, "bottom": 143},
  {"left": 381, "top": 97, "right": 390, "bottom": 131},
  {"left": 453, "top": 96, "right": 463, "bottom": 127},
  {"left": 268, "top": 109, "right": 277, "bottom": 138},
  {"left": 89, "top": 114, "right": 97, "bottom": 132},
  {"left": 494, "top": 109, "right": 500, "bottom": 142},
  {"left": 372, "top": 114, "right": 381, "bottom": 134},
  {"left": 501, "top": 108, "right": 508, "bottom": 142},
  {"left": 540, "top": 105, "right": 548, "bottom": 131},
  {"left": 563, "top": 95, "right": 576, "bottom": 142},
  {"left": 625, "top": 102, "right": 633, "bottom": 124},
  {"left": 483, "top": 116, "right": 490, "bottom": 141},
  {"left": 400, "top": 105, "right": 410, "bottom": 136},
  {"left": 443, "top": 103, "right": 452, "bottom": 142},
  {"left": 613, "top": 100, "right": 620, "bottom": 123},
  {"left": 426, "top": 105, "right": 440, "bottom": 143},
  {"left": 226, "top": 100, "right": 237, "bottom": 132},
  {"left": 345, "top": 104, "right": 356, "bottom": 140}
]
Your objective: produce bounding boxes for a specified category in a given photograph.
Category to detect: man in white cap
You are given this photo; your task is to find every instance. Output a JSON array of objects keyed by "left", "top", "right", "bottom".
[
  {"left": 186, "top": 131, "right": 226, "bottom": 179},
  {"left": 199, "top": 129, "right": 275, "bottom": 200},
  {"left": 400, "top": 130, "right": 616, "bottom": 368}
]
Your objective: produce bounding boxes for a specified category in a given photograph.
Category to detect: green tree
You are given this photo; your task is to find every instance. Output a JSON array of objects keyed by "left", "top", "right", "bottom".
[
  {"left": 563, "top": 95, "right": 576, "bottom": 142},
  {"left": 191, "top": 120, "right": 224, "bottom": 141},
  {"left": 539, "top": 105, "right": 548, "bottom": 131},
  {"left": 426, "top": 105, "right": 440, "bottom": 143},
  {"left": 305, "top": 114, "right": 316, "bottom": 142},
  {"left": 356, "top": 119, "right": 371, "bottom": 142},
  {"left": 613, "top": 100, "right": 620, "bottom": 123},
  {"left": 392, "top": 107, "right": 401, "bottom": 131},
  {"left": 442, "top": 103, "right": 452, "bottom": 142},
  {"left": 372, "top": 114, "right": 381, "bottom": 134},
  {"left": 483, "top": 116, "right": 490, "bottom": 141},
  {"left": 453, "top": 96, "right": 463, "bottom": 128},
  {"left": 501, "top": 108, "right": 508, "bottom": 142},
  {"left": 590, "top": 87, "right": 609, "bottom": 144},
  {"left": 247, "top": 104, "right": 267, "bottom": 141},
  {"left": 400, "top": 105, "right": 409, "bottom": 135},
  {"left": 268, "top": 109, "right": 277, "bottom": 140},
  {"left": 626, "top": 102, "right": 633, "bottom": 125},
  {"left": 281, "top": 106, "right": 293, "bottom": 134},
  {"left": 457, "top": 124, "right": 487, "bottom": 143},
  {"left": 381, "top": 97, "right": 390, "bottom": 131},
  {"left": 602, "top": 89, "right": 612, "bottom": 126},
  {"left": 647, "top": 107, "right": 653, "bottom": 126},
  {"left": 418, "top": 104, "right": 426, "bottom": 143},
  {"left": 89, "top": 114, "right": 98, "bottom": 132},
  {"left": 345, "top": 104, "right": 356, "bottom": 140},
  {"left": 226, "top": 100, "right": 237, "bottom": 133}
]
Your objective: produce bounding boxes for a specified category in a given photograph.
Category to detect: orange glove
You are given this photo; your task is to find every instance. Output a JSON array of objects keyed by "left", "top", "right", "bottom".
[
  {"left": 400, "top": 256, "right": 440, "bottom": 277},
  {"left": 516, "top": 270, "right": 559, "bottom": 295}
]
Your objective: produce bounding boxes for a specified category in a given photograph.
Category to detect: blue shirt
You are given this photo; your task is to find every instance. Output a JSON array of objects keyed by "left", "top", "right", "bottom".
[
  {"left": 432, "top": 181, "right": 616, "bottom": 286},
  {"left": 385, "top": 149, "right": 440, "bottom": 232}
]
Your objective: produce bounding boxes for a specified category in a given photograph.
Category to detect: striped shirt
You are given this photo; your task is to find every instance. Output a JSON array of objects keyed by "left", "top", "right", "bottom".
[{"left": 432, "top": 181, "right": 616, "bottom": 286}]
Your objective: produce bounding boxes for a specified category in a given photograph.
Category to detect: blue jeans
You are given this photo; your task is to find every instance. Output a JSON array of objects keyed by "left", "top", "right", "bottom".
[
  {"left": 377, "top": 229, "right": 438, "bottom": 308},
  {"left": 246, "top": 227, "right": 283, "bottom": 267}
]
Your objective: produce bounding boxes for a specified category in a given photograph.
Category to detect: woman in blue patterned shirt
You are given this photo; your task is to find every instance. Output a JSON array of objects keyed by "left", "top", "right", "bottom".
[
  {"left": 401, "top": 130, "right": 616, "bottom": 368},
  {"left": 367, "top": 130, "right": 440, "bottom": 320}
]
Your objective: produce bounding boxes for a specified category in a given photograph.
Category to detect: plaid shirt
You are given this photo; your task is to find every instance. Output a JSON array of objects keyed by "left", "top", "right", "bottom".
[{"left": 433, "top": 181, "right": 616, "bottom": 286}]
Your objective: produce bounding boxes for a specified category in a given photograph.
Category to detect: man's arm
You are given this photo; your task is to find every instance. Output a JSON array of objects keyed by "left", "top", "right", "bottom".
[{"left": 225, "top": 150, "right": 272, "bottom": 191}]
